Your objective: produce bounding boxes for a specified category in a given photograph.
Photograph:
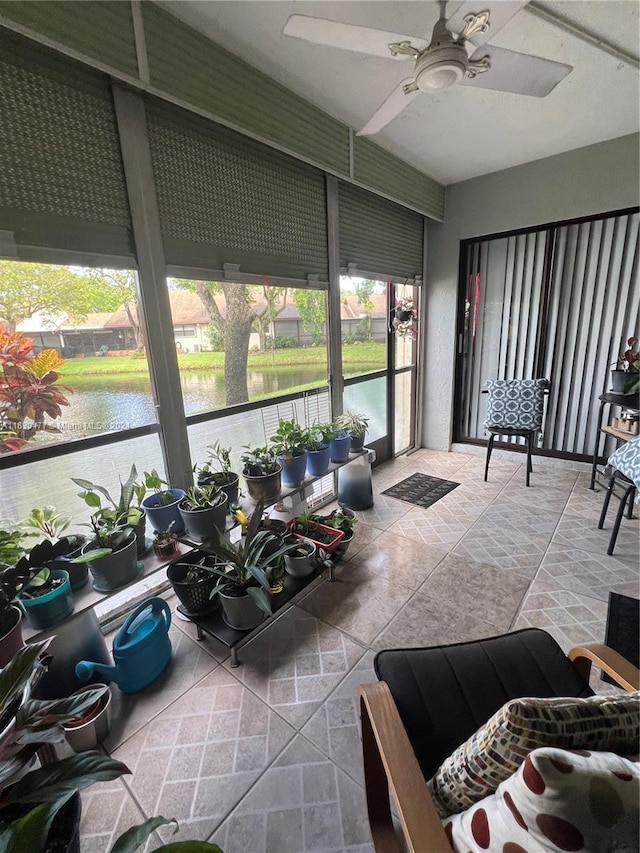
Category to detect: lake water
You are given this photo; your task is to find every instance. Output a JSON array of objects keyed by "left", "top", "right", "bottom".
[{"left": 58, "top": 368, "right": 329, "bottom": 435}]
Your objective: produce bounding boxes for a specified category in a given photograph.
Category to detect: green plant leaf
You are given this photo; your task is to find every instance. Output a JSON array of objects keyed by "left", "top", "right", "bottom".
[
  {"left": 246, "top": 584, "right": 271, "bottom": 616},
  {"left": 70, "top": 547, "right": 112, "bottom": 564},
  {"left": 109, "top": 815, "right": 177, "bottom": 853},
  {"left": 0, "top": 641, "right": 50, "bottom": 725},
  {"left": 0, "top": 752, "right": 130, "bottom": 806},
  {"left": 0, "top": 794, "right": 73, "bottom": 853}
]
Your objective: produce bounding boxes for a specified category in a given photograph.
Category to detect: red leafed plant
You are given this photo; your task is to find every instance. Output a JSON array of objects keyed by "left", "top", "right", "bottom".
[{"left": 0, "top": 330, "right": 72, "bottom": 453}]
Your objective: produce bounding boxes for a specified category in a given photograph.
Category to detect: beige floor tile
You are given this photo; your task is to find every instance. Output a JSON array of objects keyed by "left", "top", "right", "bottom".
[
  {"left": 372, "top": 591, "right": 500, "bottom": 651},
  {"left": 221, "top": 606, "right": 366, "bottom": 729},
  {"left": 419, "top": 553, "right": 529, "bottom": 632},
  {"left": 350, "top": 494, "right": 407, "bottom": 530},
  {"left": 111, "top": 666, "right": 296, "bottom": 843},
  {"left": 211, "top": 735, "right": 374, "bottom": 853},
  {"left": 80, "top": 778, "right": 152, "bottom": 853},
  {"left": 301, "top": 651, "right": 377, "bottom": 787},
  {"left": 348, "top": 529, "right": 446, "bottom": 589},
  {"left": 386, "top": 504, "right": 481, "bottom": 550},
  {"left": 298, "top": 562, "right": 415, "bottom": 646},
  {"left": 104, "top": 623, "right": 222, "bottom": 751}
]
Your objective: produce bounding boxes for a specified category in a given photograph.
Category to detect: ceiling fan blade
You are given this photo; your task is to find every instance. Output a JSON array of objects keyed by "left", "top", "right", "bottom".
[
  {"left": 283, "top": 15, "right": 427, "bottom": 60},
  {"left": 357, "top": 80, "right": 421, "bottom": 136},
  {"left": 461, "top": 46, "right": 572, "bottom": 96},
  {"left": 446, "top": 1, "right": 529, "bottom": 47}
]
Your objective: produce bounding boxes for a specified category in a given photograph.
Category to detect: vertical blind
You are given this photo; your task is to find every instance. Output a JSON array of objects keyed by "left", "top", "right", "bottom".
[
  {"left": 456, "top": 210, "right": 639, "bottom": 458},
  {"left": 338, "top": 182, "right": 424, "bottom": 281},
  {"left": 0, "top": 29, "right": 133, "bottom": 259},
  {"left": 146, "top": 99, "right": 329, "bottom": 285}
]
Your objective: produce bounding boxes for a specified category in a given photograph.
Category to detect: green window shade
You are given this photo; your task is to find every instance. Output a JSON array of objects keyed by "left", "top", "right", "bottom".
[
  {"left": 142, "top": 3, "right": 350, "bottom": 178},
  {"left": 353, "top": 137, "right": 445, "bottom": 222},
  {"left": 0, "top": 30, "right": 133, "bottom": 259},
  {"left": 146, "top": 100, "right": 329, "bottom": 284},
  {"left": 0, "top": 1, "right": 139, "bottom": 79},
  {"left": 338, "top": 182, "right": 424, "bottom": 281}
]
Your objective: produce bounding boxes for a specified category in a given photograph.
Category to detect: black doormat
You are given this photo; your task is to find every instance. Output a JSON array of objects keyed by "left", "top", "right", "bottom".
[
  {"left": 602, "top": 592, "right": 639, "bottom": 684},
  {"left": 382, "top": 472, "right": 460, "bottom": 509}
]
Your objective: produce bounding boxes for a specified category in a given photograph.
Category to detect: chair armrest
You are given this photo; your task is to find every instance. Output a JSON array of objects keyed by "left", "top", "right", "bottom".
[
  {"left": 568, "top": 643, "right": 639, "bottom": 692},
  {"left": 359, "top": 682, "right": 452, "bottom": 853}
]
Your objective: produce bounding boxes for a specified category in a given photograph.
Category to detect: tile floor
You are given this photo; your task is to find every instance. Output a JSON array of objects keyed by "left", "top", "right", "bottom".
[{"left": 77, "top": 449, "right": 639, "bottom": 852}]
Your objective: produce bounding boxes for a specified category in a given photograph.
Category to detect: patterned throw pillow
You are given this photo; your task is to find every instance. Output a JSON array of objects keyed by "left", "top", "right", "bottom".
[
  {"left": 443, "top": 747, "right": 640, "bottom": 853},
  {"left": 428, "top": 692, "right": 640, "bottom": 817},
  {"left": 484, "top": 378, "right": 549, "bottom": 432}
]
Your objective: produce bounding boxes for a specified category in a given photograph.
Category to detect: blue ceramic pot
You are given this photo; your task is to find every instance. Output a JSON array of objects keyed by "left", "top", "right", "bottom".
[
  {"left": 142, "top": 489, "right": 186, "bottom": 535},
  {"left": 277, "top": 452, "right": 308, "bottom": 486},
  {"left": 329, "top": 433, "right": 351, "bottom": 463},
  {"left": 306, "top": 446, "right": 330, "bottom": 477},
  {"left": 18, "top": 569, "right": 73, "bottom": 631}
]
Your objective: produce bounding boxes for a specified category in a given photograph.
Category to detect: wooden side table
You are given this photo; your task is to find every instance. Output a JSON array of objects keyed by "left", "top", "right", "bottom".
[{"left": 590, "top": 391, "right": 640, "bottom": 489}]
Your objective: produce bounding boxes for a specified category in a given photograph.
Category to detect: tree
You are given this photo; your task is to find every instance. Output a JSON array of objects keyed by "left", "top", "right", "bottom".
[
  {"left": 0, "top": 262, "right": 123, "bottom": 332},
  {"left": 253, "top": 287, "right": 289, "bottom": 363},
  {"left": 175, "top": 279, "right": 255, "bottom": 406},
  {"left": 354, "top": 279, "right": 376, "bottom": 341},
  {"left": 90, "top": 269, "right": 143, "bottom": 349},
  {"left": 292, "top": 290, "right": 326, "bottom": 346}
]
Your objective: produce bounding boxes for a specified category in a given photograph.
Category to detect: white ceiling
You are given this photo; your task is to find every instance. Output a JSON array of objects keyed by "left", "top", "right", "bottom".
[{"left": 159, "top": 1, "right": 640, "bottom": 185}]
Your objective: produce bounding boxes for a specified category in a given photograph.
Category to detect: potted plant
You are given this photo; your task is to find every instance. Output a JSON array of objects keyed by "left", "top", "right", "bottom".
[
  {"left": 166, "top": 554, "right": 222, "bottom": 616},
  {"left": 62, "top": 682, "right": 113, "bottom": 753},
  {"left": 179, "top": 485, "right": 228, "bottom": 541},
  {"left": 22, "top": 506, "right": 88, "bottom": 591},
  {"left": 241, "top": 445, "right": 282, "bottom": 504},
  {"left": 329, "top": 423, "right": 352, "bottom": 463},
  {"left": 72, "top": 465, "right": 148, "bottom": 557},
  {"left": 313, "top": 507, "right": 358, "bottom": 558},
  {"left": 270, "top": 419, "right": 308, "bottom": 486},
  {"left": 15, "top": 546, "right": 74, "bottom": 631},
  {"left": 152, "top": 523, "right": 178, "bottom": 558},
  {"left": 196, "top": 441, "right": 240, "bottom": 507},
  {"left": 304, "top": 423, "right": 335, "bottom": 477},
  {"left": 392, "top": 295, "right": 418, "bottom": 338},
  {"left": 72, "top": 518, "right": 139, "bottom": 592},
  {"left": 335, "top": 411, "right": 370, "bottom": 452},
  {"left": 0, "top": 529, "right": 30, "bottom": 666},
  {"left": 141, "top": 469, "right": 186, "bottom": 535},
  {"left": 0, "top": 640, "right": 224, "bottom": 853},
  {"left": 197, "top": 501, "right": 299, "bottom": 630},
  {"left": 287, "top": 510, "right": 345, "bottom": 554},
  {"left": 283, "top": 539, "right": 318, "bottom": 578},
  {"left": 611, "top": 335, "right": 639, "bottom": 394}
]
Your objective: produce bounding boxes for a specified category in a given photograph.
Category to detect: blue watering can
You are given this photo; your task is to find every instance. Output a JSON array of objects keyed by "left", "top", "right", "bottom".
[{"left": 76, "top": 598, "right": 172, "bottom": 694}]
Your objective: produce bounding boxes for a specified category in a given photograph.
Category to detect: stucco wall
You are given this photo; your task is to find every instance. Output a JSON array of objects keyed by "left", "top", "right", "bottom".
[{"left": 422, "top": 132, "right": 640, "bottom": 450}]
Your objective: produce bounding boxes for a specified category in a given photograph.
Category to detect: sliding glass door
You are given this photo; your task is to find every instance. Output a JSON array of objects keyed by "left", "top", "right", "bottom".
[{"left": 455, "top": 209, "right": 639, "bottom": 459}]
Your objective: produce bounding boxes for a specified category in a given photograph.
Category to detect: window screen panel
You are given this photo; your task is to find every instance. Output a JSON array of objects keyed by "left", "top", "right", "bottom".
[{"left": 146, "top": 99, "right": 328, "bottom": 284}]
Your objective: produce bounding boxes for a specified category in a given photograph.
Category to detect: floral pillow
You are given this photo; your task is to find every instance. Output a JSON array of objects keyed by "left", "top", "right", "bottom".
[
  {"left": 443, "top": 747, "right": 639, "bottom": 853},
  {"left": 428, "top": 691, "right": 640, "bottom": 817}
]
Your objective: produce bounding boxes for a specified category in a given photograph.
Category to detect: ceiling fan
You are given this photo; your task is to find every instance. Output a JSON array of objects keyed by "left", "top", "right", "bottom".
[{"left": 283, "top": 1, "right": 573, "bottom": 136}]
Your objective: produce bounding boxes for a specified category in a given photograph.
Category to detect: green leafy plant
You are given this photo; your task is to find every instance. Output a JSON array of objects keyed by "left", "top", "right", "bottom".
[
  {"left": 334, "top": 411, "right": 369, "bottom": 438},
  {"left": 142, "top": 469, "right": 177, "bottom": 507},
  {"left": 0, "top": 527, "right": 26, "bottom": 570},
  {"left": 0, "top": 557, "right": 31, "bottom": 636},
  {"left": 197, "top": 501, "right": 299, "bottom": 616},
  {"left": 303, "top": 423, "right": 335, "bottom": 451},
  {"left": 71, "top": 519, "right": 134, "bottom": 564},
  {"left": 22, "top": 506, "right": 72, "bottom": 542},
  {"left": 0, "top": 330, "right": 72, "bottom": 454},
  {"left": 270, "top": 419, "right": 307, "bottom": 458},
  {"left": 180, "top": 485, "right": 226, "bottom": 512},
  {"left": 240, "top": 445, "right": 280, "bottom": 476},
  {"left": 313, "top": 507, "right": 358, "bottom": 533},
  {"left": 0, "top": 640, "right": 224, "bottom": 853},
  {"left": 72, "top": 465, "right": 145, "bottom": 528}
]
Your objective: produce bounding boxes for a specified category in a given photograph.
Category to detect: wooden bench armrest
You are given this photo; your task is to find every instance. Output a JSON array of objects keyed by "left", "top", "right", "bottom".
[
  {"left": 359, "top": 682, "right": 452, "bottom": 853},
  {"left": 568, "top": 643, "right": 639, "bottom": 692}
]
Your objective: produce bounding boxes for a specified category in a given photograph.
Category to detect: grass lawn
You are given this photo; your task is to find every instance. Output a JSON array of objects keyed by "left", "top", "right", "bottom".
[{"left": 60, "top": 342, "right": 386, "bottom": 377}]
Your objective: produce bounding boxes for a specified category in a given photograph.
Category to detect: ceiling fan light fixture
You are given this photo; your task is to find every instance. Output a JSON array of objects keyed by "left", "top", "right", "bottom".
[{"left": 415, "top": 44, "right": 468, "bottom": 92}]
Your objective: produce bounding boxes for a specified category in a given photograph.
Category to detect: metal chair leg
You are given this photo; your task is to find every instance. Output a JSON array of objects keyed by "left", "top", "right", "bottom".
[
  {"left": 627, "top": 491, "right": 636, "bottom": 519},
  {"left": 525, "top": 433, "right": 532, "bottom": 487},
  {"left": 598, "top": 475, "right": 616, "bottom": 530},
  {"left": 607, "top": 484, "right": 636, "bottom": 556},
  {"left": 484, "top": 434, "right": 495, "bottom": 482}
]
